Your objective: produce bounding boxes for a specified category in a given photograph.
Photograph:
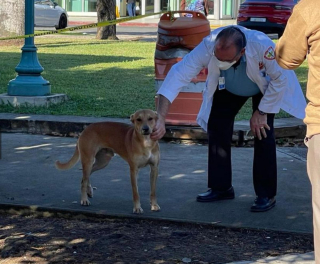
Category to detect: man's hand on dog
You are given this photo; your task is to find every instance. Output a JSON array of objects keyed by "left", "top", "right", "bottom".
[
  {"left": 151, "top": 95, "right": 171, "bottom": 140},
  {"left": 151, "top": 116, "right": 166, "bottom": 140}
]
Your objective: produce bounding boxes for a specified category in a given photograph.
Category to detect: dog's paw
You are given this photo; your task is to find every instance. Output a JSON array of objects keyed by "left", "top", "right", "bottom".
[
  {"left": 81, "top": 199, "right": 91, "bottom": 206},
  {"left": 151, "top": 204, "right": 161, "bottom": 211},
  {"left": 87, "top": 186, "right": 94, "bottom": 198},
  {"left": 133, "top": 207, "right": 144, "bottom": 214}
]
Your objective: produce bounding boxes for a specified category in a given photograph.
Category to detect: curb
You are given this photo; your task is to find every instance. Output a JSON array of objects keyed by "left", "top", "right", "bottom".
[
  {"left": 68, "top": 21, "right": 222, "bottom": 28},
  {"left": 68, "top": 21, "right": 159, "bottom": 27},
  {"left": 0, "top": 202, "right": 313, "bottom": 235},
  {"left": 0, "top": 115, "right": 306, "bottom": 144},
  {"left": 68, "top": 21, "right": 96, "bottom": 26},
  {"left": 0, "top": 202, "right": 221, "bottom": 228},
  {"left": 118, "top": 22, "right": 159, "bottom": 27}
]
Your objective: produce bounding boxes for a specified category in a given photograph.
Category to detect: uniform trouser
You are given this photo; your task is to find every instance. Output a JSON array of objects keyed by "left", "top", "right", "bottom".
[
  {"left": 305, "top": 135, "right": 320, "bottom": 264},
  {"left": 207, "top": 89, "right": 277, "bottom": 198}
]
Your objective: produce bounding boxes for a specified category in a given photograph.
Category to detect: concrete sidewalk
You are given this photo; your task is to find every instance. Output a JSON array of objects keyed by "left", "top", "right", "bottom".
[
  {"left": 0, "top": 129, "right": 310, "bottom": 232},
  {"left": 0, "top": 113, "right": 314, "bottom": 263},
  {"left": 228, "top": 252, "right": 315, "bottom": 264}
]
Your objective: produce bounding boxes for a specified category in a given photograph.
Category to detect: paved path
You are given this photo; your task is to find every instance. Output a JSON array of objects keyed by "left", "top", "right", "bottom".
[
  {"left": 0, "top": 130, "right": 314, "bottom": 263},
  {"left": 0, "top": 132, "right": 311, "bottom": 233}
]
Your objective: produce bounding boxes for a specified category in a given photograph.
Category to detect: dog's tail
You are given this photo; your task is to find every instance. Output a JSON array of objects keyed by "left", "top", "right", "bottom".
[{"left": 55, "top": 144, "right": 80, "bottom": 170}]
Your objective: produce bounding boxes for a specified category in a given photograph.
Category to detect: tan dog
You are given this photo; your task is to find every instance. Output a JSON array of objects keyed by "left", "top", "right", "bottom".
[{"left": 55, "top": 109, "right": 160, "bottom": 214}]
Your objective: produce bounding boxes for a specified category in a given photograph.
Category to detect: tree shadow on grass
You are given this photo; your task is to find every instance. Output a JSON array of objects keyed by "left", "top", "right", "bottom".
[
  {"left": 0, "top": 51, "right": 145, "bottom": 69},
  {"left": 36, "top": 40, "right": 127, "bottom": 49},
  {"left": 0, "top": 51, "right": 309, "bottom": 119},
  {"left": 0, "top": 52, "right": 157, "bottom": 117}
]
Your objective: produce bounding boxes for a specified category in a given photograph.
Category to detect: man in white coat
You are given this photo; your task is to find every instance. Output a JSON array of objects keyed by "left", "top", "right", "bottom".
[{"left": 151, "top": 26, "right": 306, "bottom": 212}]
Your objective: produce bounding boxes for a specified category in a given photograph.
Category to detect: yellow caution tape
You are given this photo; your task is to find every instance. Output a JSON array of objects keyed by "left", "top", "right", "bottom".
[{"left": 0, "top": 12, "right": 164, "bottom": 41}]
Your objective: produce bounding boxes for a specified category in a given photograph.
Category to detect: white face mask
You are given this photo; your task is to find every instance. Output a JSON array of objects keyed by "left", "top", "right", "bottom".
[{"left": 217, "top": 60, "right": 237, "bottom": 70}]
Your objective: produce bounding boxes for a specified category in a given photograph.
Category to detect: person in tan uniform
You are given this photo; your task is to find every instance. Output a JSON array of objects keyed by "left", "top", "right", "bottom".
[{"left": 275, "top": 0, "right": 320, "bottom": 262}]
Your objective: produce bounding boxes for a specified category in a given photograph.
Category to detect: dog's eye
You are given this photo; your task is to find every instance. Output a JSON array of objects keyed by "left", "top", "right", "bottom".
[
  {"left": 136, "top": 118, "right": 142, "bottom": 122},
  {"left": 148, "top": 117, "right": 153, "bottom": 121}
]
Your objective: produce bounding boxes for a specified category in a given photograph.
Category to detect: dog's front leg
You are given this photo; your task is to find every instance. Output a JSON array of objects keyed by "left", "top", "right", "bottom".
[
  {"left": 150, "top": 164, "right": 160, "bottom": 211},
  {"left": 130, "top": 166, "right": 143, "bottom": 214}
]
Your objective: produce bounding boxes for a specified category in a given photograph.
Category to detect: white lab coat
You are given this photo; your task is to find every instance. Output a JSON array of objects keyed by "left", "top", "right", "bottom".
[{"left": 157, "top": 26, "right": 306, "bottom": 131}]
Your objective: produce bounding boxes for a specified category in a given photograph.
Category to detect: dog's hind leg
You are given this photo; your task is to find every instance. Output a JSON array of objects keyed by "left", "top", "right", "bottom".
[
  {"left": 150, "top": 164, "right": 160, "bottom": 211},
  {"left": 86, "top": 149, "right": 114, "bottom": 198},
  {"left": 91, "top": 148, "right": 114, "bottom": 174},
  {"left": 130, "top": 166, "right": 143, "bottom": 214}
]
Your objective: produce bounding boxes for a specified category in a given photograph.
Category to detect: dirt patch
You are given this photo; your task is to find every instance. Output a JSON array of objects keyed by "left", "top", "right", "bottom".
[
  {"left": 0, "top": 210, "right": 313, "bottom": 264},
  {"left": 0, "top": 39, "right": 24, "bottom": 46}
]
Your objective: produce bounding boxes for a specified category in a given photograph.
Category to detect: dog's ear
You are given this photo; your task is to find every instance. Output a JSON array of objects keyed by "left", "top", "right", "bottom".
[
  {"left": 130, "top": 114, "right": 135, "bottom": 123},
  {"left": 154, "top": 111, "right": 158, "bottom": 120}
]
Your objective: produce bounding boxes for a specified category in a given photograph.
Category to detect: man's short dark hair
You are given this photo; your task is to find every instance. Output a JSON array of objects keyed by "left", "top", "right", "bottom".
[{"left": 216, "top": 26, "right": 247, "bottom": 53}]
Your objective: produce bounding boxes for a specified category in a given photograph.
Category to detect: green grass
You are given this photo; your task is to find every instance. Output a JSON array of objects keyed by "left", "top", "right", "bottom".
[{"left": 0, "top": 36, "right": 309, "bottom": 120}]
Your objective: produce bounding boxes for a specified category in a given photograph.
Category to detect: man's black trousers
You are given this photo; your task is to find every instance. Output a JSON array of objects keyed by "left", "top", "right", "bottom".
[{"left": 207, "top": 89, "right": 277, "bottom": 198}]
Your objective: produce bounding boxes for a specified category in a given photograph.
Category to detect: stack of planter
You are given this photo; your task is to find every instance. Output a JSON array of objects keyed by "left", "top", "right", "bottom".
[{"left": 154, "top": 11, "right": 210, "bottom": 126}]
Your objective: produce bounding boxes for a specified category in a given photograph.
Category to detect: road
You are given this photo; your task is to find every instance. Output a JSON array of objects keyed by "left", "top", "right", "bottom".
[
  {"left": 36, "top": 25, "right": 278, "bottom": 41},
  {"left": 36, "top": 25, "right": 158, "bottom": 37}
]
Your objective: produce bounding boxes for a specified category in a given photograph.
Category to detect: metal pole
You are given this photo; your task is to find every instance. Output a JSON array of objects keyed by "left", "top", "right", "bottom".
[{"left": 7, "top": 0, "right": 51, "bottom": 96}]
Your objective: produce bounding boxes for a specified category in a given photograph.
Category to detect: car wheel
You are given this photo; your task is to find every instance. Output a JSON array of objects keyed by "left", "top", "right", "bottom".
[{"left": 56, "top": 14, "right": 67, "bottom": 29}]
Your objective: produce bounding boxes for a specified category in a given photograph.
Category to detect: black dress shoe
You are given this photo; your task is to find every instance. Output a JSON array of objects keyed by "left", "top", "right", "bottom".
[
  {"left": 250, "top": 196, "right": 276, "bottom": 212},
  {"left": 197, "top": 187, "right": 235, "bottom": 202}
]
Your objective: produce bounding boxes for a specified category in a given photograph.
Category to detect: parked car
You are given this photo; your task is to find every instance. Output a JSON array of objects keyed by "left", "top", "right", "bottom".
[
  {"left": 237, "top": 0, "right": 299, "bottom": 37},
  {"left": 34, "top": 0, "right": 68, "bottom": 29}
]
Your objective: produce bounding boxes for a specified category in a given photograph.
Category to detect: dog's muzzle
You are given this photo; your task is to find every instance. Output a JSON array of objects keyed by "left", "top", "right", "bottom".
[{"left": 141, "top": 126, "right": 151, "bottom": 135}]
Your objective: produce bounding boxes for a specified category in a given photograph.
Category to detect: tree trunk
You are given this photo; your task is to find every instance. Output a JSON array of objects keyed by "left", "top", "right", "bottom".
[
  {"left": 0, "top": 0, "right": 24, "bottom": 45},
  {"left": 96, "top": 0, "right": 118, "bottom": 40}
]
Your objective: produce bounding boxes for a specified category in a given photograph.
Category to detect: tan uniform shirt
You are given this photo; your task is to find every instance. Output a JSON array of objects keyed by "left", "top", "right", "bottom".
[{"left": 275, "top": 0, "right": 320, "bottom": 137}]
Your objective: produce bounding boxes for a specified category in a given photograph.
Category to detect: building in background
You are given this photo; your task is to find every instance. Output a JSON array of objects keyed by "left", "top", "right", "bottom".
[{"left": 54, "top": 0, "right": 243, "bottom": 19}]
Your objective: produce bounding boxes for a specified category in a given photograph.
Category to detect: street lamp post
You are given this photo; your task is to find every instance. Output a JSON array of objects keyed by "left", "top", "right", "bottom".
[{"left": 7, "top": 0, "right": 51, "bottom": 96}]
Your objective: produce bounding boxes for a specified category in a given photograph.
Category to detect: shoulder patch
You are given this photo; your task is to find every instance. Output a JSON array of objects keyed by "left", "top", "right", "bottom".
[{"left": 264, "top": 46, "right": 275, "bottom": 60}]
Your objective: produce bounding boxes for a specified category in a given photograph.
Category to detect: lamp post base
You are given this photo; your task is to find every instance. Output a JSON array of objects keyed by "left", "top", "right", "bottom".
[{"left": 7, "top": 75, "right": 51, "bottom": 96}]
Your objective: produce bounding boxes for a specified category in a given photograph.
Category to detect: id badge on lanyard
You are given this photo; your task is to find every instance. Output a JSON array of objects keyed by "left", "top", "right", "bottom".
[{"left": 218, "top": 77, "right": 225, "bottom": 90}]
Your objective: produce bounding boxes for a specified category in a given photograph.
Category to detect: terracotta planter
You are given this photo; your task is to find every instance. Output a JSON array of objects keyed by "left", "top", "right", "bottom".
[
  {"left": 154, "top": 11, "right": 210, "bottom": 126},
  {"left": 154, "top": 58, "right": 208, "bottom": 82},
  {"left": 156, "top": 11, "right": 210, "bottom": 51},
  {"left": 155, "top": 93, "right": 203, "bottom": 126}
]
